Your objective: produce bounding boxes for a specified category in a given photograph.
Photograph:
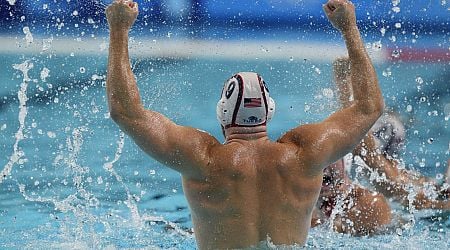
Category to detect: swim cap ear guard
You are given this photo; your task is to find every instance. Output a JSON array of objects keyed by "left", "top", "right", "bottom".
[{"left": 216, "top": 72, "right": 275, "bottom": 128}]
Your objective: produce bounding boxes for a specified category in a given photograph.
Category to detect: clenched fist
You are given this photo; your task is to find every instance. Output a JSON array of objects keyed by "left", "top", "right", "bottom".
[
  {"left": 323, "top": 0, "right": 356, "bottom": 32},
  {"left": 106, "top": 0, "right": 139, "bottom": 32}
]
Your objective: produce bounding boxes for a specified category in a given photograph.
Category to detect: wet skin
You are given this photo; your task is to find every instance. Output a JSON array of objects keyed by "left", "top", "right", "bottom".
[{"left": 312, "top": 159, "right": 392, "bottom": 236}]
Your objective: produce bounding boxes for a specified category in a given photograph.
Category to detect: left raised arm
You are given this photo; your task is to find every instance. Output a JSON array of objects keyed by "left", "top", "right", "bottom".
[{"left": 106, "top": 1, "right": 219, "bottom": 179}]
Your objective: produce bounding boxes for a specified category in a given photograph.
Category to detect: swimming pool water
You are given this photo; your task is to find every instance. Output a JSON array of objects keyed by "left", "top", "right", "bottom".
[{"left": 0, "top": 53, "right": 449, "bottom": 249}]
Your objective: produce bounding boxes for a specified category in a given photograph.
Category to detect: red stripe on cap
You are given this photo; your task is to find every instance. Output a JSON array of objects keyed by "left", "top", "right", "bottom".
[
  {"left": 230, "top": 74, "right": 244, "bottom": 127},
  {"left": 257, "top": 75, "right": 269, "bottom": 120}
]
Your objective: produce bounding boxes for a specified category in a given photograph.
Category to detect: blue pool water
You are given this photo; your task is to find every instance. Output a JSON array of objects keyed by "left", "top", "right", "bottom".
[
  {"left": 0, "top": 51, "right": 449, "bottom": 249},
  {"left": 0, "top": 51, "right": 450, "bottom": 249},
  {"left": 1, "top": 0, "right": 449, "bottom": 248}
]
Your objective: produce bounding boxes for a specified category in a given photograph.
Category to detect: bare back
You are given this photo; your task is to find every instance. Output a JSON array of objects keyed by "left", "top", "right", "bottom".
[
  {"left": 182, "top": 139, "right": 323, "bottom": 249},
  {"left": 106, "top": 1, "right": 384, "bottom": 249}
]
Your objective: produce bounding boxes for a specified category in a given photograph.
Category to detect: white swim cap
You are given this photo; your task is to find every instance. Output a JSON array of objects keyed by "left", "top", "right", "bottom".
[{"left": 217, "top": 72, "right": 275, "bottom": 128}]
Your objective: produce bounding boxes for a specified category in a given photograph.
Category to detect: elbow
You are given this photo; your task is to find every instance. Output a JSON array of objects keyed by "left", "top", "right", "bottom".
[
  {"left": 109, "top": 105, "right": 145, "bottom": 127},
  {"left": 373, "top": 97, "right": 385, "bottom": 118},
  {"left": 109, "top": 108, "right": 127, "bottom": 125},
  {"left": 356, "top": 99, "right": 383, "bottom": 117},
  {"left": 108, "top": 103, "right": 132, "bottom": 124}
]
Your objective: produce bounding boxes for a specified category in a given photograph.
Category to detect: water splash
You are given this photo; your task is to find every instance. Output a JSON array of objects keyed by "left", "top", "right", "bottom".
[
  {"left": 23, "top": 26, "right": 34, "bottom": 45},
  {"left": 102, "top": 131, "right": 143, "bottom": 227},
  {"left": 6, "top": 0, "right": 17, "bottom": 5},
  {"left": 0, "top": 60, "right": 33, "bottom": 184}
]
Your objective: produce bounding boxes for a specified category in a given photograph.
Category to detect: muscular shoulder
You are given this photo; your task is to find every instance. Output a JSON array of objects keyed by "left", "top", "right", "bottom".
[{"left": 277, "top": 124, "right": 313, "bottom": 147}]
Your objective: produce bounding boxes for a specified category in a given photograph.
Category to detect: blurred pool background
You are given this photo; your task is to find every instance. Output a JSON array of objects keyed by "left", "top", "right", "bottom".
[{"left": 0, "top": 0, "right": 449, "bottom": 249}]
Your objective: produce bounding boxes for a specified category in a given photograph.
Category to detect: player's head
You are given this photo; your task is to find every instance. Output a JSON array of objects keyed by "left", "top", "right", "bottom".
[{"left": 217, "top": 72, "right": 275, "bottom": 131}]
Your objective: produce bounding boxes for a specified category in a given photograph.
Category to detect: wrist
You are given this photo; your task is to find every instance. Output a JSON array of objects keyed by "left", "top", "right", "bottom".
[
  {"left": 109, "top": 27, "right": 130, "bottom": 37},
  {"left": 341, "top": 25, "right": 359, "bottom": 37}
]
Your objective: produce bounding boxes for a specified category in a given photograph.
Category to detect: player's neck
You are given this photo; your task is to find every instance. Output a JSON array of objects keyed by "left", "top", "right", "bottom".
[{"left": 225, "top": 126, "right": 268, "bottom": 143}]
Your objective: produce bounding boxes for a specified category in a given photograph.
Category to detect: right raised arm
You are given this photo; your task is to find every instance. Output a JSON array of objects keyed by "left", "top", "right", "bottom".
[{"left": 280, "top": 0, "right": 384, "bottom": 174}]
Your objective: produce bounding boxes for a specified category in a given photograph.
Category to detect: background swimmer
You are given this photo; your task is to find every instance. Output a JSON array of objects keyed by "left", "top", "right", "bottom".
[
  {"left": 106, "top": 0, "right": 383, "bottom": 248},
  {"left": 334, "top": 57, "right": 450, "bottom": 211},
  {"left": 311, "top": 159, "right": 392, "bottom": 236}
]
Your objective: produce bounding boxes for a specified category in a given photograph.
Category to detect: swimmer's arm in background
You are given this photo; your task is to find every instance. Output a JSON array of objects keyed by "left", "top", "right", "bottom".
[
  {"left": 279, "top": 0, "right": 384, "bottom": 174},
  {"left": 354, "top": 136, "right": 450, "bottom": 210},
  {"left": 352, "top": 135, "right": 406, "bottom": 197},
  {"left": 106, "top": 1, "right": 220, "bottom": 179}
]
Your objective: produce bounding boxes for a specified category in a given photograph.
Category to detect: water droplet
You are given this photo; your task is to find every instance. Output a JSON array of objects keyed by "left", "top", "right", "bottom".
[
  {"left": 47, "top": 131, "right": 56, "bottom": 138},
  {"left": 415, "top": 76, "right": 423, "bottom": 84},
  {"left": 419, "top": 159, "right": 426, "bottom": 168},
  {"left": 391, "top": 50, "right": 400, "bottom": 58},
  {"left": 304, "top": 104, "right": 311, "bottom": 112},
  {"left": 372, "top": 41, "right": 382, "bottom": 51},
  {"left": 382, "top": 68, "right": 392, "bottom": 77},
  {"left": 406, "top": 105, "right": 413, "bottom": 112},
  {"left": 395, "top": 23, "right": 402, "bottom": 29},
  {"left": 6, "top": 0, "right": 17, "bottom": 6},
  {"left": 313, "top": 66, "right": 321, "bottom": 75},
  {"left": 392, "top": 6, "right": 400, "bottom": 13},
  {"left": 427, "top": 138, "right": 434, "bottom": 144},
  {"left": 392, "top": 0, "right": 400, "bottom": 6},
  {"left": 72, "top": 10, "right": 79, "bottom": 16},
  {"left": 22, "top": 26, "right": 34, "bottom": 45},
  {"left": 79, "top": 67, "right": 86, "bottom": 74},
  {"left": 322, "top": 88, "right": 334, "bottom": 99}
]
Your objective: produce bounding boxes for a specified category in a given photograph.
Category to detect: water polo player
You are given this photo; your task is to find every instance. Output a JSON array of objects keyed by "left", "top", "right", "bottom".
[{"left": 106, "top": 0, "right": 383, "bottom": 248}]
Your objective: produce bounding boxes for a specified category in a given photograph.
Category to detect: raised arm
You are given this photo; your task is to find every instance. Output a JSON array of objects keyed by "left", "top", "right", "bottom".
[
  {"left": 333, "top": 57, "right": 352, "bottom": 108},
  {"left": 106, "top": 1, "right": 219, "bottom": 179},
  {"left": 280, "top": 0, "right": 384, "bottom": 173}
]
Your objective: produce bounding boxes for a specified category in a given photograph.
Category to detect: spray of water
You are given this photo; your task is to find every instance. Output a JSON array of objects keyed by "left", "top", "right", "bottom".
[{"left": 0, "top": 60, "right": 33, "bottom": 184}]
